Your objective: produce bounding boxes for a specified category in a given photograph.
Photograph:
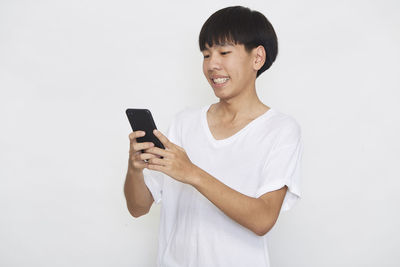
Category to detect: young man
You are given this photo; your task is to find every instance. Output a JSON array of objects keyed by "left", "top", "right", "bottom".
[{"left": 124, "top": 6, "right": 303, "bottom": 267}]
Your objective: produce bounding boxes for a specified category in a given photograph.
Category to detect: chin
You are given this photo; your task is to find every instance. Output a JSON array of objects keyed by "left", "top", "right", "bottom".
[
  {"left": 214, "top": 91, "right": 233, "bottom": 101},
  {"left": 213, "top": 86, "right": 237, "bottom": 100}
]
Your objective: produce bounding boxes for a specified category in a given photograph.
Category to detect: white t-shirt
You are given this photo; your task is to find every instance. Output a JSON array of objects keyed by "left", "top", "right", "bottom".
[{"left": 143, "top": 103, "right": 303, "bottom": 267}]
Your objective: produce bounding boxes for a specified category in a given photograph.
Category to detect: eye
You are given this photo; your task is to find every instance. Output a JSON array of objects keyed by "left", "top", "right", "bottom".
[
  {"left": 203, "top": 54, "right": 210, "bottom": 59},
  {"left": 220, "top": 51, "right": 231, "bottom": 55}
]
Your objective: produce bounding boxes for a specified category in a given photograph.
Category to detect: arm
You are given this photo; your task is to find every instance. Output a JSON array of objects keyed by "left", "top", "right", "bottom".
[
  {"left": 124, "top": 168, "right": 154, "bottom": 218},
  {"left": 145, "top": 130, "right": 287, "bottom": 236},
  {"left": 190, "top": 166, "right": 287, "bottom": 236},
  {"left": 124, "top": 130, "right": 159, "bottom": 218}
]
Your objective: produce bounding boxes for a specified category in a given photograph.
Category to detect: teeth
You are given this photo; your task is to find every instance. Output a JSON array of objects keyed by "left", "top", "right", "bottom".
[{"left": 213, "top": 77, "right": 229, "bottom": 84}]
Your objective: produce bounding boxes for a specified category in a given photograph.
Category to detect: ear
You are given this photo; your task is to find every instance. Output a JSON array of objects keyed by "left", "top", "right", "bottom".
[{"left": 253, "top": 45, "right": 266, "bottom": 71}]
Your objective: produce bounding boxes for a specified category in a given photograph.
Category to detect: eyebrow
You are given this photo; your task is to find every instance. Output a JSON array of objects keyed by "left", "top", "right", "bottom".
[
  {"left": 219, "top": 42, "right": 234, "bottom": 47},
  {"left": 203, "top": 42, "right": 235, "bottom": 51}
]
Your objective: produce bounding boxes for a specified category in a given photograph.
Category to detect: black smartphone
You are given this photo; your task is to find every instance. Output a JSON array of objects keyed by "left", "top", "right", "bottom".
[{"left": 125, "top": 108, "right": 165, "bottom": 150}]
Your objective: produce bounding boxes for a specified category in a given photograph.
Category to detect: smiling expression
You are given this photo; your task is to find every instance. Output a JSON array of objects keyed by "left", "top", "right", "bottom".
[{"left": 202, "top": 42, "right": 259, "bottom": 100}]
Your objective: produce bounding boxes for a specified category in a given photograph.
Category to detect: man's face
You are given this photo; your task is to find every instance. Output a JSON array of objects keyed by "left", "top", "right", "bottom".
[{"left": 202, "top": 42, "right": 257, "bottom": 100}]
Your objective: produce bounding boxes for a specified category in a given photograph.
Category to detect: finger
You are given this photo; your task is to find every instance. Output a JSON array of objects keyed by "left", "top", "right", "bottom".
[
  {"left": 137, "top": 152, "right": 158, "bottom": 161},
  {"left": 144, "top": 146, "right": 172, "bottom": 158},
  {"left": 153, "top": 129, "right": 172, "bottom": 148},
  {"left": 129, "top": 131, "right": 145, "bottom": 143},
  {"left": 132, "top": 142, "right": 154, "bottom": 152},
  {"left": 131, "top": 153, "right": 156, "bottom": 169},
  {"left": 129, "top": 143, "right": 151, "bottom": 156},
  {"left": 175, "top": 145, "right": 185, "bottom": 152},
  {"left": 148, "top": 157, "right": 166, "bottom": 166},
  {"left": 146, "top": 163, "right": 166, "bottom": 172}
]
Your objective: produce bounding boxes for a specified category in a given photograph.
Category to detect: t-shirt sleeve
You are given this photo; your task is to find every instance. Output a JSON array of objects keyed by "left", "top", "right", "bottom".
[
  {"left": 142, "top": 111, "right": 182, "bottom": 204},
  {"left": 143, "top": 168, "right": 164, "bottom": 204},
  {"left": 255, "top": 121, "right": 303, "bottom": 212}
]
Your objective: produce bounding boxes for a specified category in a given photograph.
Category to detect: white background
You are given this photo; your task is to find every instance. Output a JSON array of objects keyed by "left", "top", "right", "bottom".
[{"left": 1, "top": 0, "right": 399, "bottom": 266}]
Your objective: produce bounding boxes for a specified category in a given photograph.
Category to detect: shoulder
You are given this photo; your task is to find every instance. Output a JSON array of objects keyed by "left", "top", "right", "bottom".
[
  {"left": 263, "top": 108, "right": 302, "bottom": 147},
  {"left": 272, "top": 109, "right": 301, "bottom": 135}
]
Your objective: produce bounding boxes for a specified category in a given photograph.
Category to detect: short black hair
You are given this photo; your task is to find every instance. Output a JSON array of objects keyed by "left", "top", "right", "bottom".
[{"left": 199, "top": 6, "right": 278, "bottom": 77}]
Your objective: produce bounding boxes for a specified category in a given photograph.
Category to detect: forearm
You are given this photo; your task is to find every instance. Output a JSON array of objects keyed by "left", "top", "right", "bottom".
[
  {"left": 124, "top": 167, "right": 154, "bottom": 217},
  {"left": 189, "top": 166, "right": 275, "bottom": 236}
]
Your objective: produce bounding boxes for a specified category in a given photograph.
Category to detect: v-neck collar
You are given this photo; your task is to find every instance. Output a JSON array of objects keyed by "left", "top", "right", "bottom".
[{"left": 201, "top": 103, "right": 275, "bottom": 147}]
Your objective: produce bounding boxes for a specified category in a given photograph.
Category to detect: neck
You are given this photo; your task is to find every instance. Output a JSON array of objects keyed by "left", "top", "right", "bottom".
[{"left": 213, "top": 85, "right": 268, "bottom": 122}]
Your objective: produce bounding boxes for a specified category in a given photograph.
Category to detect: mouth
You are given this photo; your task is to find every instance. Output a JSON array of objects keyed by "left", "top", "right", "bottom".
[{"left": 211, "top": 77, "right": 230, "bottom": 87}]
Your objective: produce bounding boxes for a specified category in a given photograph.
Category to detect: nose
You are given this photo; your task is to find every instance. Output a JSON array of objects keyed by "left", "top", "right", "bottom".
[{"left": 207, "top": 54, "right": 221, "bottom": 71}]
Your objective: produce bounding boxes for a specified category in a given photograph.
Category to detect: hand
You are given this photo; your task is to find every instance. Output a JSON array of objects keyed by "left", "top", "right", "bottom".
[
  {"left": 144, "top": 129, "right": 198, "bottom": 184},
  {"left": 128, "top": 130, "right": 158, "bottom": 172}
]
